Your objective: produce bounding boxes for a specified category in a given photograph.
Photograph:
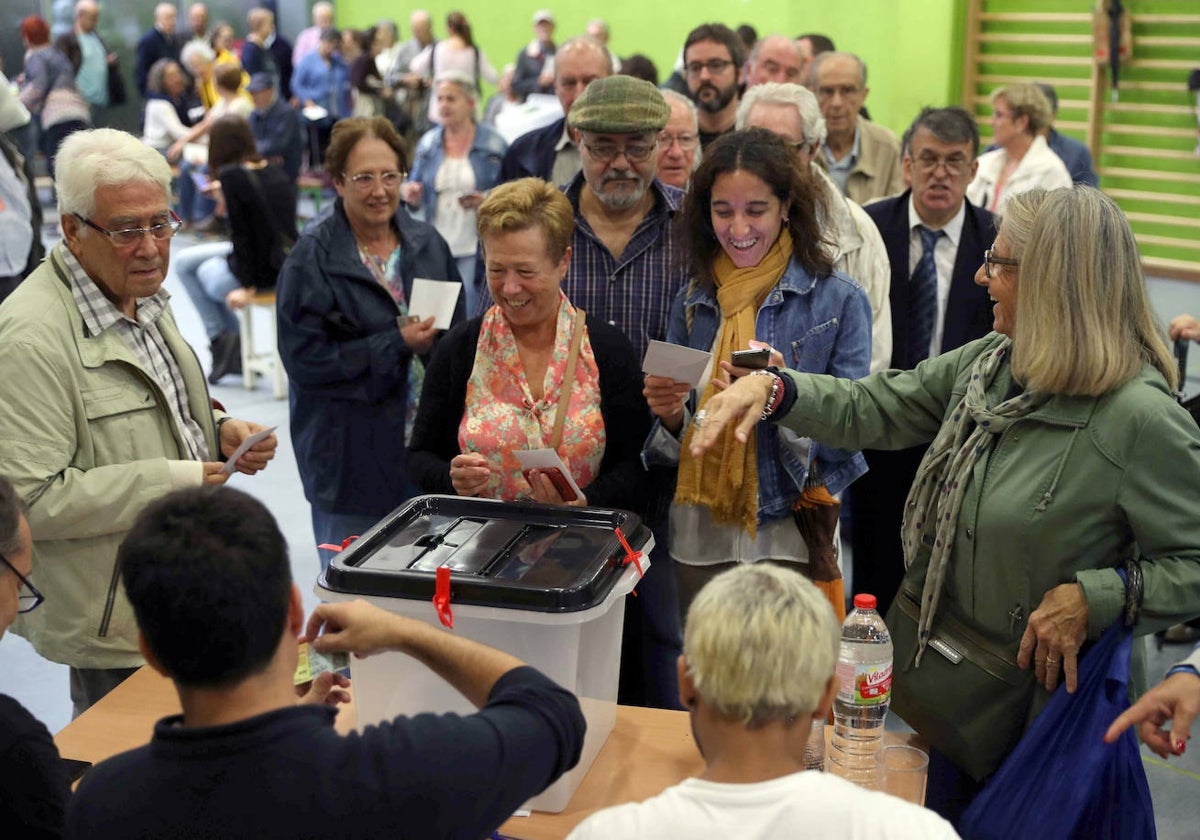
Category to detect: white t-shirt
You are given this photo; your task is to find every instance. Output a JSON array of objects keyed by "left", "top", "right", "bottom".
[{"left": 566, "top": 771, "right": 961, "bottom": 840}]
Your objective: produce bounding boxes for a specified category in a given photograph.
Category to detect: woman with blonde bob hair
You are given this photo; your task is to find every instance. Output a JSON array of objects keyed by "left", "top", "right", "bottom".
[
  {"left": 967, "top": 83, "right": 1071, "bottom": 214},
  {"left": 686, "top": 185, "right": 1200, "bottom": 826},
  {"left": 408, "top": 177, "right": 650, "bottom": 510}
]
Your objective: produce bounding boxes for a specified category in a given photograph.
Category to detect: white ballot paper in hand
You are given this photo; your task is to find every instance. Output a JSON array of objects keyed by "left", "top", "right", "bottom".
[
  {"left": 408, "top": 278, "right": 462, "bottom": 329},
  {"left": 642, "top": 340, "right": 712, "bottom": 390},
  {"left": 514, "top": 448, "right": 583, "bottom": 502},
  {"left": 221, "top": 426, "right": 277, "bottom": 475}
]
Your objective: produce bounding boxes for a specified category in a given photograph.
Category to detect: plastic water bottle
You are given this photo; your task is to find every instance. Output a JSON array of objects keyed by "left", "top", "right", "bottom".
[{"left": 828, "top": 593, "right": 893, "bottom": 786}]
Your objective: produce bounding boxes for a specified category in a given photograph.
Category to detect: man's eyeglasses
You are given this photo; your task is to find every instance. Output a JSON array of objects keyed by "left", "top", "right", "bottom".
[
  {"left": 909, "top": 153, "right": 970, "bottom": 176},
  {"left": 685, "top": 59, "right": 734, "bottom": 77},
  {"left": 984, "top": 248, "right": 1020, "bottom": 279},
  {"left": 346, "top": 171, "right": 405, "bottom": 190},
  {"left": 1, "top": 554, "right": 44, "bottom": 615},
  {"left": 582, "top": 140, "right": 657, "bottom": 164},
  {"left": 657, "top": 132, "right": 699, "bottom": 152},
  {"left": 816, "top": 84, "right": 862, "bottom": 101},
  {"left": 74, "top": 212, "right": 181, "bottom": 247}
]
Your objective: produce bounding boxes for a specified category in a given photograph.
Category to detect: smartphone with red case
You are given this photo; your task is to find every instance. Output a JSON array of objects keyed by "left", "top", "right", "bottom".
[{"left": 523, "top": 467, "right": 578, "bottom": 501}]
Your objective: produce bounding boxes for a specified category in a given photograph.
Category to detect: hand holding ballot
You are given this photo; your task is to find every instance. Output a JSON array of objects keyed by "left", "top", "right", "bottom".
[{"left": 217, "top": 419, "right": 279, "bottom": 476}]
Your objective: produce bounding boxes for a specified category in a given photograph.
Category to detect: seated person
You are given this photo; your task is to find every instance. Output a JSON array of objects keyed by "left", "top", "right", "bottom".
[
  {"left": 170, "top": 63, "right": 256, "bottom": 230},
  {"left": 173, "top": 115, "right": 297, "bottom": 384},
  {"left": 64, "top": 486, "right": 586, "bottom": 839},
  {"left": 141, "top": 58, "right": 201, "bottom": 157},
  {"left": 0, "top": 475, "right": 69, "bottom": 839},
  {"left": 408, "top": 177, "right": 649, "bottom": 510},
  {"left": 568, "top": 563, "right": 960, "bottom": 839}
]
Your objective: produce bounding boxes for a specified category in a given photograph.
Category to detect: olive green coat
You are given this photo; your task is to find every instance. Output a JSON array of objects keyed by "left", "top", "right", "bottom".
[{"left": 781, "top": 332, "right": 1200, "bottom": 696}]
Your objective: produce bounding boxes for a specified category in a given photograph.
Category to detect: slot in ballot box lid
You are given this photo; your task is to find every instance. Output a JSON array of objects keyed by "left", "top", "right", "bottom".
[{"left": 320, "top": 495, "right": 651, "bottom": 613}]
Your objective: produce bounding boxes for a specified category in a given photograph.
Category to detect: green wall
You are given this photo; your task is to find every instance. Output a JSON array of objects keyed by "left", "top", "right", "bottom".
[{"left": 335, "top": 0, "right": 963, "bottom": 135}]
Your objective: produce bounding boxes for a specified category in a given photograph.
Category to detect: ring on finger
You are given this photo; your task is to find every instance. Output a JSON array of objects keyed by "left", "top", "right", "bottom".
[
  {"left": 693, "top": 409, "right": 708, "bottom": 427},
  {"left": 1045, "top": 656, "right": 1059, "bottom": 666}
]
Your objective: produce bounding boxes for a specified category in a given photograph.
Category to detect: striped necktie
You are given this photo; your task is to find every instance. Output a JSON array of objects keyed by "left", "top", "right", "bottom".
[{"left": 906, "top": 225, "right": 943, "bottom": 366}]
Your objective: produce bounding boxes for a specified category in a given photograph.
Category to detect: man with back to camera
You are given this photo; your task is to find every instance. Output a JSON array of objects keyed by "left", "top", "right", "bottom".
[
  {"left": 682, "top": 23, "right": 744, "bottom": 149},
  {"left": 853, "top": 106, "right": 996, "bottom": 616},
  {"left": 567, "top": 563, "right": 959, "bottom": 839},
  {"left": 811, "top": 51, "right": 903, "bottom": 204},
  {"left": 737, "top": 82, "right": 892, "bottom": 374},
  {"left": 0, "top": 128, "right": 277, "bottom": 716},
  {"left": 499, "top": 36, "right": 611, "bottom": 186},
  {"left": 0, "top": 475, "right": 70, "bottom": 839},
  {"left": 63, "top": 485, "right": 586, "bottom": 839}
]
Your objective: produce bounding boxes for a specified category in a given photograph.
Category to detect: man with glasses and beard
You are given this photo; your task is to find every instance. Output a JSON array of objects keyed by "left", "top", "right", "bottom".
[
  {"left": 682, "top": 24, "right": 744, "bottom": 150},
  {"left": 565, "top": 75, "right": 689, "bottom": 710}
]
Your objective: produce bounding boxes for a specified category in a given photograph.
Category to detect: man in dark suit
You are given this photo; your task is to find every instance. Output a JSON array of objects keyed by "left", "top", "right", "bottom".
[
  {"left": 855, "top": 106, "right": 997, "bottom": 616},
  {"left": 134, "top": 3, "right": 184, "bottom": 98},
  {"left": 499, "top": 37, "right": 610, "bottom": 185}
]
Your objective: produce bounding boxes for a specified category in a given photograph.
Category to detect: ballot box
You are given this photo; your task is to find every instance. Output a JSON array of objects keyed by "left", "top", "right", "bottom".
[{"left": 315, "top": 495, "right": 652, "bottom": 812}]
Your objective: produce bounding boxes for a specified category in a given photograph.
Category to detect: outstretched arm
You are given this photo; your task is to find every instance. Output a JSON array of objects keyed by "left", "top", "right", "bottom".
[{"left": 304, "top": 599, "right": 525, "bottom": 708}]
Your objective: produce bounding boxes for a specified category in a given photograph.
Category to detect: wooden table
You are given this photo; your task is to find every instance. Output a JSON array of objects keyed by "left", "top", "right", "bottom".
[{"left": 55, "top": 667, "right": 923, "bottom": 840}]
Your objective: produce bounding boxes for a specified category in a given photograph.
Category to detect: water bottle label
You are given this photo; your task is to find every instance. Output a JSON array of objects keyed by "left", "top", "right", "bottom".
[{"left": 836, "top": 661, "right": 892, "bottom": 705}]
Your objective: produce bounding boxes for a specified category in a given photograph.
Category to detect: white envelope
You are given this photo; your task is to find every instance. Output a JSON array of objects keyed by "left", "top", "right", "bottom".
[
  {"left": 641, "top": 339, "right": 712, "bottom": 390},
  {"left": 408, "top": 278, "right": 461, "bottom": 329},
  {"left": 513, "top": 448, "right": 583, "bottom": 501},
  {"left": 221, "top": 426, "right": 277, "bottom": 475}
]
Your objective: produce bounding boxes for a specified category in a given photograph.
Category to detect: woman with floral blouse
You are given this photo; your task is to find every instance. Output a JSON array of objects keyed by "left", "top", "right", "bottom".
[{"left": 408, "top": 177, "right": 649, "bottom": 509}]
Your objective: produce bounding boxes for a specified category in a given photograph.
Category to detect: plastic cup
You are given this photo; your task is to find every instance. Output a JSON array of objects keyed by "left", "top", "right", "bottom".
[{"left": 874, "top": 745, "right": 928, "bottom": 805}]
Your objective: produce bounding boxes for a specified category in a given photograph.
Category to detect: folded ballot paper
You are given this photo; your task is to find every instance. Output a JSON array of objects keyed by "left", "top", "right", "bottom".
[
  {"left": 641, "top": 340, "right": 712, "bottom": 390},
  {"left": 293, "top": 642, "right": 350, "bottom": 686}
]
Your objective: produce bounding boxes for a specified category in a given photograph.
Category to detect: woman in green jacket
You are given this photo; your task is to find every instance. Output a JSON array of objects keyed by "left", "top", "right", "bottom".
[{"left": 687, "top": 185, "right": 1200, "bottom": 824}]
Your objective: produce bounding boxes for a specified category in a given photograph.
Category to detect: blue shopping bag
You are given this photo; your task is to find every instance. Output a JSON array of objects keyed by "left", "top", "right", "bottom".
[{"left": 959, "top": 623, "right": 1156, "bottom": 840}]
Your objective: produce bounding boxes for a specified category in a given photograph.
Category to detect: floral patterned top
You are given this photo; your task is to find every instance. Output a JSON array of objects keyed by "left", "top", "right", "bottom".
[{"left": 459, "top": 293, "right": 605, "bottom": 500}]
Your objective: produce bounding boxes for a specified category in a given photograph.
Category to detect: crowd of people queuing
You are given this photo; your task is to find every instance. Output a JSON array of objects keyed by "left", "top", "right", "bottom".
[{"left": 1, "top": 3, "right": 1199, "bottom": 839}]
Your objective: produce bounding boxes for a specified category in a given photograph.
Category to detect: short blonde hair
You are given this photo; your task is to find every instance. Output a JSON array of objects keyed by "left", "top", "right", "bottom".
[
  {"left": 1008, "top": 186, "right": 1176, "bottom": 394},
  {"left": 476, "top": 178, "right": 575, "bottom": 262},
  {"left": 991, "top": 83, "right": 1053, "bottom": 134},
  {"left": 683, "top": 564, "right": 838, "bottom": 728}
]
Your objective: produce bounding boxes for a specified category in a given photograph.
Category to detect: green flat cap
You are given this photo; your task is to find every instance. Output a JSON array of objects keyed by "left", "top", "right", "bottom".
[{"left": 567, "top": 75, "right": 670, "bottom": 135}]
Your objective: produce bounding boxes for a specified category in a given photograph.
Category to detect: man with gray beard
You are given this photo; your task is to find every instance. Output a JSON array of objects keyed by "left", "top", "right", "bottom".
[{"left": 565, "top": 75, "right": 688, "bottom": 710}]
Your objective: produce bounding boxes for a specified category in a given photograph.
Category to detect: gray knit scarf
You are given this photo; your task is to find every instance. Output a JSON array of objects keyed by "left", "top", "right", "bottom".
[{"left": 900, "top": 338, "right": 1049, "bottom": 665}]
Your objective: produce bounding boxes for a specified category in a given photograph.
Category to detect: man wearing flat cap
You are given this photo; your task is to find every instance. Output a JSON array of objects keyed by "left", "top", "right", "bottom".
[{"left": 568, "top": 74, "right": 688, "bottom": 711}]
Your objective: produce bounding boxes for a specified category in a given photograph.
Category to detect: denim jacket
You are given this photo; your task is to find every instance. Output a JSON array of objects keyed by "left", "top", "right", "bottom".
[
  {"left": 406, "top": 123, "right": 508, "bottom": 224},
  {"left": 643, "top": 256, "right": 871, "bottom": 524}
]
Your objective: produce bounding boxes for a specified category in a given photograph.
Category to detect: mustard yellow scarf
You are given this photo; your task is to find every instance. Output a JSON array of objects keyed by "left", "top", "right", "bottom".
[{"left": 675, "top": 229, "right": 793, "bottom": 536}]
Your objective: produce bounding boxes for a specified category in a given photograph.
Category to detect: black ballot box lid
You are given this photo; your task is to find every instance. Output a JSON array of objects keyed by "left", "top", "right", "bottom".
[{"left": 320, "top": 495, "right": 651, "bottom": 613}]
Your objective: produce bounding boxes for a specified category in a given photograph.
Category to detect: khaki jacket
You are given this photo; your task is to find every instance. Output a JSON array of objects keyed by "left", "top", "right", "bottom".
[
  {"left": 1, "top": 247, "right": 218, "bottom": 668},
  {"left": 818, "top": 118, "right": 905, "bottom": 206}
]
